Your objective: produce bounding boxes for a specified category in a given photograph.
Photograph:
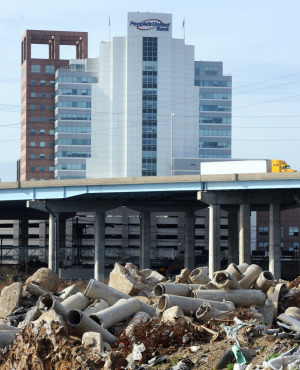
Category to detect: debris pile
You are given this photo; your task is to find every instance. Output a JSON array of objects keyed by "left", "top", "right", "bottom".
[{"left": 0, "top": 263, "right": 299, "bottom": 369}]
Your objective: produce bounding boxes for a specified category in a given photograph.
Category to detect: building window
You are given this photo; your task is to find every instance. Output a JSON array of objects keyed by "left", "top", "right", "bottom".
[
  {"left": 40, "top": 166, "right": 45, "bottom": 172},
  {"left": 45, "top": 65, "right": 55, "bottom": 74},
  {"left": 40, "top": 80, "right": 46, "bottom": 86},
  {"left": 289, "top": 227, "right": 299, "bottom": 236},
  {"left": 49, "top": 130, "right": 55, "bottom": 135},
  {"left": 30, "top": 117, "right": 36, "bottom": 123},
  {"left": 259, "top": 226, "right": 269, "bottom": 236},
  {"left": 40, "top": 130, "right": 45, "bottom": 135},
  {"left": 40, "top": 154, "right": 46, "bottom": 159},
  {"left": 50, "top": 81, "right": 56, "bottom": 86},
  {"left": 30, "top": 104, "right": 36, "bottom": 110},
  {"left": 40, "top": 105, "right": 46, "bottom": 110},
  {"left": 30, "top": 166, "right": 36, "bottom": 171},
  {"left": 50, "top": 105, "right": 55, "bottom": 111},
  {"left": 30, "top": 129, "right": 36, "bottom": 135},
  {"left": 31, "top": 65, "right": 40, "bottom": 74},
  {"left": 30, "top": 92, "right": 36, "bottom": 98},
  {"left": 49, "top": 154, "right": 54, "bottom": 159},
  {"left": 40, "top": 93, "right": 46, "bottom": 98},
  {"left": 30, "top": 141, "right": 36, "bottom": 147},
  {"left": 30, "top": 154, "right": 36, "bottom": 159},
  {"left": 49, "top": 166, "right": 55, "bottom": 171},
  {"left": 40, "top": 142, "right": 46, "bottom": 147},
  {"left": 31, "top": 80, "right": 36, "bottom": 85},
  {"left": 40, "top": 117, "right": 46, "bottom": 123},
  {"left": 50, "top": 142, "right": 54, "bottom": 147}
]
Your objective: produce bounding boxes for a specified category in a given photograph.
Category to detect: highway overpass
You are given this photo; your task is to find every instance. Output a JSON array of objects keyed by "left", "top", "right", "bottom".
[{"left": 0, "top": 172, "right": 300, "bottom": 279}]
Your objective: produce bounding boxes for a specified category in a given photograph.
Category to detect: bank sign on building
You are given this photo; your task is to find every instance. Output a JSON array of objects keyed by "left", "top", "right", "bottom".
[{"left": 128, "top": 13, "right": 172, "bottom": 36}]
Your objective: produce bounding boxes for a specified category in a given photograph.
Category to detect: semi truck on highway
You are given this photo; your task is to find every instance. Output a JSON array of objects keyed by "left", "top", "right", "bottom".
[{"left": 200, "top": 159, "right": 296, "bottom": 175}]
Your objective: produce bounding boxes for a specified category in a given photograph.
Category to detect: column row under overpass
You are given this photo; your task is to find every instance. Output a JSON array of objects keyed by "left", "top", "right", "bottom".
[
  {"left": 27, "top": 198, "right": 205, "bottom": 280},
  {"left": 2, "top": 174, "right": 300, "bottom": 280},
  {"left": 198, "top": 188, "right": 300, "bottom": 279}
]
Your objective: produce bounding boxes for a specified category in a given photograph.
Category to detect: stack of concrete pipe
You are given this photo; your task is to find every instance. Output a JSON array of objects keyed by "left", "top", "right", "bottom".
[
  {"left": 0, "top": 277, "right": 159, "bottom": 349},
  {"left": 154, "top": 263, "right": 279, "bottom": 324}
]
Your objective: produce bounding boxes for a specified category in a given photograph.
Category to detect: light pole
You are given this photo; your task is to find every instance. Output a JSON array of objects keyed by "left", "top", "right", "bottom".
[{"left": 170, "top": 112, "right": 175, "bottom": 175}]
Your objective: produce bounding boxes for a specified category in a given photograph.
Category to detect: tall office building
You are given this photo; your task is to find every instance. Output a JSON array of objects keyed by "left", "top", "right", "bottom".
[
  {"left": 85, "top": 12, "right": 231, "bottom": 178},
  {"left": 20, "top": 30, "right": 88, "bottom": 181},
  {"left": 54, "top": 58, "right": 98, "bottom": 180},
  {"left": 196, "top": 61, "right": 232, "bottom": 159}
]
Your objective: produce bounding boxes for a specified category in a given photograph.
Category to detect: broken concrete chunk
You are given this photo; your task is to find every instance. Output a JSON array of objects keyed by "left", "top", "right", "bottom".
[
  {"left": 161, "top": 306, "right": 184, "bottom": 322},
  {"left": 18, "top": 306, "right": 42, "bottom": 330},
  {"left": 175, "top": 268, "right": 191, "bottom": 284},
  {"left": 34, "top": 308, "right": 68, "bottom": 335},
  {"left": 108, "top": 263, "right": 143, "bottom": 296},
  {"left": 25, "top": 268, "right": 60, "bottom": 292},
  {"left": 0, "top": 282, "right": 23, "bottom": 319},
  {"left": 82, "top": 331, "right": 104, "bottom": 354}
]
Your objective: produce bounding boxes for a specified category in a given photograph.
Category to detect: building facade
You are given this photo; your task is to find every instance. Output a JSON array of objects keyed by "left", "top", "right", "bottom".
[
  {"left": 85, "top": 12, "right": 232, "bottom": 178},
  {"left": 20, "top": 30, "right": 88, "bottom": 181},
  {"left": 54, "top": 59, "right": 98, "bottom": 179}
]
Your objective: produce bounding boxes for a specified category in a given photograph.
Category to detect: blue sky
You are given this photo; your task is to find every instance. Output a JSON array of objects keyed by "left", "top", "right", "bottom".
[{"left": 1, "top": 0, "right": 300, "bottom": 181}]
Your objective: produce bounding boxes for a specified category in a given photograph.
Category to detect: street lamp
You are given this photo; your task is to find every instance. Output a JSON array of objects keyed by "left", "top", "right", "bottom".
[{"left": 170, "top": 112, "right": 175, "bottom": 175}]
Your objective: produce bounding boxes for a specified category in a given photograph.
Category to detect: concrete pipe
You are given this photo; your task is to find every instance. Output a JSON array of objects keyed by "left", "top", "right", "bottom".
[
  {"left": 277, "top": 313, "right": 300, "bottom": 333},
  {"left": 226, "top": 263, "right": 244, "bottom": 281},
  {"left": 57, "top": 284, "right": 81, "bottom": 301},
  {"left": 84, "top": 279, "right": 156, "bottom": 317},
  {"left": 192, "top": 289, "right": 266, "bottom": 307},
  {"left": 61, "top": 292, "right": 90, "bottom": 311},
  {"left": 37, "top": 294, "right": 69, "bottom": 321},
  {"left": 125, "top": 311, "right": 150, "bottom": 337},
  {"left": 90, "top": 297, "right": 142, "bottom": 329},
  {"left": 237, "top": 263, "right": 249, "bottom": 274},
  {"left": 66, "top": 309, "right": 117, "bottom": 344},
  {"left": 157, "top": 294, "right": 235, "bottom": 316},
  {"left": 239, "top": 264, "right": 263, "bottom": 289},
  {"left": 83, "top": 299, "right": 109, "bottom": 315},
  {"left": 284, "top": 307, "right": 300, "bottom": 319},
  {"left": 0, "top": 322, "right": 20, "bottom": 331},
  {"left": 0, "top": 330, "right": 19, "bottom": 348},
  {"left": 189, "top": 268, "right": 211, "bottom": 285},
  {"left": 213, "top": 271, "right": 241, "bottom": 290},
  {"left": 24, "top": 282, "right": 50, "bottom": 297},
  {"left": 196, "top": 302, "right": 225, "bottom": 322},
  {"left": 154, "top": 283, "right": 199, "bottom": 297},
  {"left": 254, "top": 271, "right": 275, "bottom": 293}
]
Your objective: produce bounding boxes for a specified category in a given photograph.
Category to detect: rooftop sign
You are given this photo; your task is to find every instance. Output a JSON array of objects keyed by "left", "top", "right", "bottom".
[{"left": 130, "top": 19, "right": 170, "bottom": 31}]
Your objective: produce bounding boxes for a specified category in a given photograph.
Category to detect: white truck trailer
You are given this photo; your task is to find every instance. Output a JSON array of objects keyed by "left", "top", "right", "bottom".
[{"left": 200, "top": 159, "right": 295, "bottom": 175}]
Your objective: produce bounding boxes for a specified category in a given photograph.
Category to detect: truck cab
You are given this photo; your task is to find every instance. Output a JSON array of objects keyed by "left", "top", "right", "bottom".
[{"left": 271, "top": 159, "right": 296, "bottom": 173}]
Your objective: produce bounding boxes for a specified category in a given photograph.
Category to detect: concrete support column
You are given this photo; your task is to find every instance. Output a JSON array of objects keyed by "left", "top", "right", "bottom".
[
  {"left": 239, "top": 204, "right": 251, "bottom": 265},
  {"left": 209, "top": 204, "right": 221, "bottom": 278},
  {"left": 228, "top": 212, "right": 239, "bottom": 265},
  {"left": 49, "top": 213, "right": 56, "bottom": 272},
  {"left": 94, "top": 211, "right": 105, "bottom": 281},
  {"left": 269, "top": 203, "right": 281, "bottom": 279},
  {"left": 140, "top": 211, "right": 151, "bottom": 270},
  {"left": 19, "top": 219, "right": 29, "bottom": 264},
  {"left": 184, "top": 211, "right": 195, "bottom": 271}
]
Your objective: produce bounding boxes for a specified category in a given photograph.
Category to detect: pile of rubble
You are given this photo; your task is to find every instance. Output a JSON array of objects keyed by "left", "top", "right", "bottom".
[{"left": 0, "top": 262, "right": 299, "bottom": 369}]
